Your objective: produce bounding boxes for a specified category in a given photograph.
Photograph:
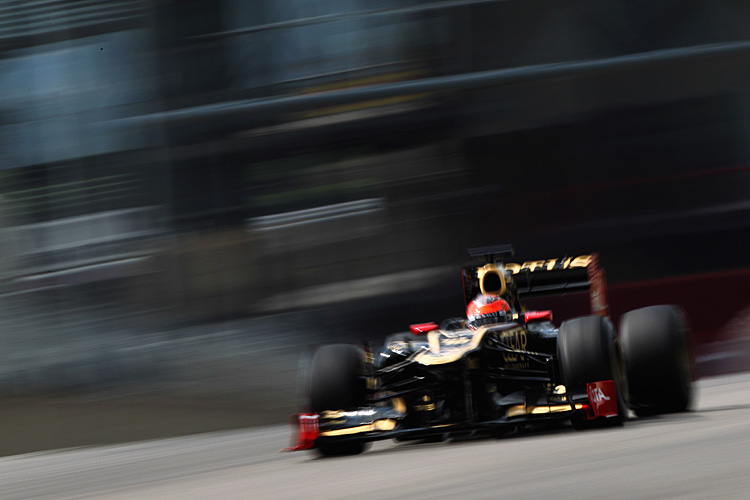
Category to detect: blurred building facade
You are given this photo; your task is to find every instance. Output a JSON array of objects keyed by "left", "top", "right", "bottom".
[{"left": 1, "top": 0, "right": 749, "bottom": 331}]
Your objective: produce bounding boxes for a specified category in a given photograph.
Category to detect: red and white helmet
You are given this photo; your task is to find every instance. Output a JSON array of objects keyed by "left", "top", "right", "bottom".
[{"left": 466, "top": 294, "right": 511, "bottom": 329}]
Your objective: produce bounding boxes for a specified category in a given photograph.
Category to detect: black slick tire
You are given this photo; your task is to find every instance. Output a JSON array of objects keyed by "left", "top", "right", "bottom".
[
  {"left": 619, "top": 305, "right": 693, "bottom": 416},
  {"left": 557, "top": 315, "right": 629, "bottom": 428},
  {"left": 309, "top": 344, "right": 368, "bottom": 456}
]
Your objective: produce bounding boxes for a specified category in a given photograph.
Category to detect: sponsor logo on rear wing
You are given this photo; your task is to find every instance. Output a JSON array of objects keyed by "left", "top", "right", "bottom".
[{"left": 503, "top": 255, "right": 593, "bottom": 274}]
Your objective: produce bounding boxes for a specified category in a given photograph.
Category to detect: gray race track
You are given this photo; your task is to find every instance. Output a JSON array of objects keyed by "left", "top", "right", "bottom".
[{"left": 2, "top": 373, "right": 750, "bottom": 500}]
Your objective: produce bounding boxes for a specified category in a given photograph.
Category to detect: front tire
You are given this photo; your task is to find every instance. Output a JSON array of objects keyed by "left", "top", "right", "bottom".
[
  {"left": 619, "top": 305, "right": 694, "bottom": 416},
  {"left": 558, "top": 315, "right": 628, "bottom": 428},
  {"left": 309, "top": 344, "right": 369, "bottom": 456}
]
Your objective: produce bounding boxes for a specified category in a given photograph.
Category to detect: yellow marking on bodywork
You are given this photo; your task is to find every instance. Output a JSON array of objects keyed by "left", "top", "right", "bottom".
[
  {"left": 320, "top": 410, "right": 345, "bottom": 418},
  {"left": 504, "top": 255, "right": 592, "bottom": 274},
  {"left": 392, "top": 397, "right": 406, "bottom": 414},
  {"left": 319, "top": 419, "right": 396, "bottom": 437},
  {"left": 414, "top": 328, "right": 489, "bottom": 365},
  {"left": 428, "top": 332, "right": 442, "bottom": 354},
  {"left": 375, "top": 419, "right": 397, "bottom": 431},
  {"left": 550, "top": 405, "right": 572, "bottom": 412},
  {"left": 531, "top": 405, "right": 572, "bottom": 414},
  {"left": 414, "top": 403, "right": 436, "bottom": 412},
  {"left": 507, "top": 405, "right": 527, "bottom": 418},
  {"left": 508, "top": 404, "right": 573, "bottom": 417}
]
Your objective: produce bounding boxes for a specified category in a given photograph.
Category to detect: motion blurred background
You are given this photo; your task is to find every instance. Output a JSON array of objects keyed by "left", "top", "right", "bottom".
[{"left": 0, "top": 0, "right": 749, "bottom": 455}]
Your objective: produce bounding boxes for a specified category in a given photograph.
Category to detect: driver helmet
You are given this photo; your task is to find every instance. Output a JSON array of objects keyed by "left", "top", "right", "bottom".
[{"left": 466, "top": 294, "right": 511, "bottom": 329}]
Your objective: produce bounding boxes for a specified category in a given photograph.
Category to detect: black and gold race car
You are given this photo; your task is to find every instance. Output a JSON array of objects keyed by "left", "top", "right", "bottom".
[{"left": 288, "top": 245, "right": 695, "bottom": 456}]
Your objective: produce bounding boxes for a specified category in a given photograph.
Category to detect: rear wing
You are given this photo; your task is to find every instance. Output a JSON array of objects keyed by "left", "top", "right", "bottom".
[{"left": 462, "top": 246, "right": 609, "bottom": 317}]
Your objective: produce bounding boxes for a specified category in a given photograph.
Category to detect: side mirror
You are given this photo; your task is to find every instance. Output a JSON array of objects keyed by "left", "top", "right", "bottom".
[
  {"left": 524, "top": 310, "right": 553, "bottom": 323},
  {"left": 410, "top": 322, "right": 439, "bottom": 335}
]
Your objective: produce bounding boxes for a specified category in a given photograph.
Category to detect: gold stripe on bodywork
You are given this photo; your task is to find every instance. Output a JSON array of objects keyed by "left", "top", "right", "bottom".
[
  {"left": 392, "top": 397, "right": 407, "bottom": 414},
  {"left": 507, "top": 404, "right": 573, "bottom": 417},
  {"left": 531, "top": 405, "right": 573, "bottom": 414},
  {"left": 319, "top": 419, "right": 396, "bottom": 437},
  {"left": 414, "top": 328, "right": 489, "bottom": 365},
  {"left": 531, "top": 406, "right": 551, "bottom": 415},
  {"left": 507, "top": 405, "right": 527, "bottom": 417},
  {"left": 550, "top": 405, "right": 573, "bottom": 412}
]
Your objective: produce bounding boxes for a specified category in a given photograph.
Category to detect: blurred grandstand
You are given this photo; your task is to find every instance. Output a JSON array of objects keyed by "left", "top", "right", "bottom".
[{"left": 0, "top": 0, "right": 749, "bottom": 437}]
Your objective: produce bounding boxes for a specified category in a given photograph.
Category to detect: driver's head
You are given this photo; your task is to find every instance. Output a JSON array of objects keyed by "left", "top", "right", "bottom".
[{"left": 466, "top": 294, "right": 511, "bottom": 329}]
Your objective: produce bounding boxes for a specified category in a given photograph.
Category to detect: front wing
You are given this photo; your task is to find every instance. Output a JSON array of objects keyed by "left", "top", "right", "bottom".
[{"left": 285, "top": 380, "right": 619, "bottom": 451}]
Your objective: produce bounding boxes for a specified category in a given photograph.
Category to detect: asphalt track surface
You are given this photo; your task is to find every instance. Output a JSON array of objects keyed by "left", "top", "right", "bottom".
[{"left": 2, "top": 373, "right": 750, "bottom": 500}]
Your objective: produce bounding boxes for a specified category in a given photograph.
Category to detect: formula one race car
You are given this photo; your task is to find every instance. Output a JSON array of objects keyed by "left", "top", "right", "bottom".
[{"left": 287, "top": 245, "right": 695, "bottom": 456}]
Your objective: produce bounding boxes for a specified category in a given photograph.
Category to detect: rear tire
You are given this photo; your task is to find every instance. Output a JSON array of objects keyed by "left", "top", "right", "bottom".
[
  {"left": 619, "top": 305, "right": 693, "bottom": 416},
  {"left": 309, "top": 344, "right": 369, "bottom": 456},
  {"left": 558, "top": 315, "right": 628, "bottom": 428}
]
